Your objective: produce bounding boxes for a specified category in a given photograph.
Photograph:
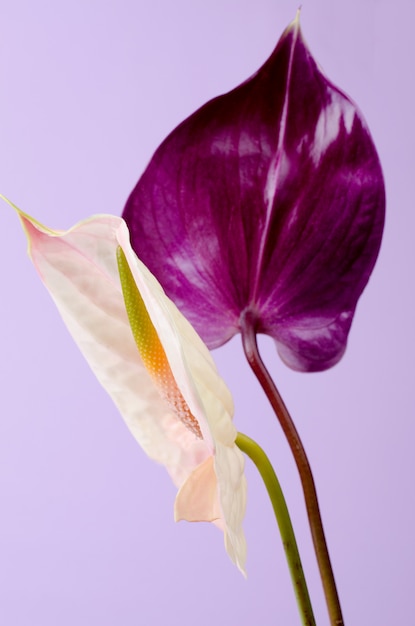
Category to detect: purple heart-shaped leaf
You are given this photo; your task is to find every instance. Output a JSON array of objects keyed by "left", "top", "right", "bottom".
[{"left": 123, "top": 15, "right": 385, "bottom": 371}]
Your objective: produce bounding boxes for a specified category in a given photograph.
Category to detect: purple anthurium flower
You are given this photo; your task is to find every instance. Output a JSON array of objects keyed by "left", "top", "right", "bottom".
[{"left": 123, "top": 14, "right": 385, "bottom": 372}]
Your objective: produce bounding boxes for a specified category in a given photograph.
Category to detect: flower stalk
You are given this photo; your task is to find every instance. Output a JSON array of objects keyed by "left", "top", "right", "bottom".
[
  {"left": 240, "top": 310, "right": 344, "bottom": 626},
  {"left": 236, "top": 432, "right": 316, "bottom": 626}
]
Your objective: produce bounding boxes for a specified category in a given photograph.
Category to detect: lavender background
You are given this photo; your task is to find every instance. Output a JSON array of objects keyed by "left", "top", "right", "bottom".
[{"left": 0, "top": 1, "right": 412, "bottom": 624}]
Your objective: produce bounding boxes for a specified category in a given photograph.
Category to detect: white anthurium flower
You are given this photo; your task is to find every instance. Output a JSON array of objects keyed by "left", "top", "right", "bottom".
[{"left": 11, "top": 201, "right": 247, "bottom": 574}]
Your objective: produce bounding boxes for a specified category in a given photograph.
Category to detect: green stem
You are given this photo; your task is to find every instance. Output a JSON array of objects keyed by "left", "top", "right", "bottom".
[
  {"left": 240, "top": 310, "right": 344, "bottom": 626},
  {"left": 236, "top": 432, "right": 316, "bottom": 626}
]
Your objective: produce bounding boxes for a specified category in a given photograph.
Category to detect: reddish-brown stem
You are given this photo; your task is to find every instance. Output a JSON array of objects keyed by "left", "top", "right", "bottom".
[{"left": 240, "top": 310, "right": 344, "bottom": 626}]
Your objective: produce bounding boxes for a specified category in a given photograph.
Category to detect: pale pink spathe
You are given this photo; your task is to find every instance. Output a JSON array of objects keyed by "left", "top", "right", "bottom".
[{"left": 15, "top": 205, "right": 247, "bottom": 573}]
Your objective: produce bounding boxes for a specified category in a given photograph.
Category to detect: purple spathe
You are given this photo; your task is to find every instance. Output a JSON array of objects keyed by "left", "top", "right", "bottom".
[{"left": 123, "top": 16, "right": 385, "bottom": 372}]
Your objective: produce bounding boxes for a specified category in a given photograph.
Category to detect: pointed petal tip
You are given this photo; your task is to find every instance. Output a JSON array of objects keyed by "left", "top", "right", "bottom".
[
  {"left": 1, "top": 195, "right": 44, "bottom": 256},
  {"left": 280, "top": 7, "right": 302, "bottom": 40},
  {"left": 292, "top": 6, "right": 302, "bottom": 28}
]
